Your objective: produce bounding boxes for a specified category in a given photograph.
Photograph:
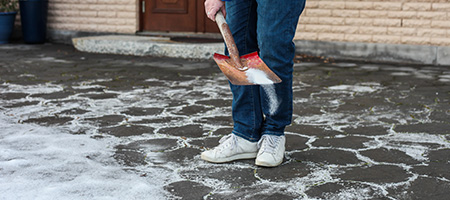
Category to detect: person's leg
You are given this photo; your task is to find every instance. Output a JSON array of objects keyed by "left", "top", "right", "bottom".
[
  {"left": 225, "top": 0, "right": 263, "bottom": 142},
  {"left": 200, "top": 0, "right": 261, "bottom": 163},
  {"left": 256, "top": 0, "right": 306, "bottom": 136},
  {"left": 254, "top": 0, "right": 306, "bottom": 167}
]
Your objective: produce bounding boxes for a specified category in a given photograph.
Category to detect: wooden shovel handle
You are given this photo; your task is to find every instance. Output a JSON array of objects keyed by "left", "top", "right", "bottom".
[{"left": 215, "top": 12, "right": 245, "bottom": 70}]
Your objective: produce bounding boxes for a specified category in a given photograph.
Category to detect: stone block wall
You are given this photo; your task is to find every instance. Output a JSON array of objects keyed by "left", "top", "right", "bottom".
[
  {"left": 41, "top": 0, "right": 450, "bottom": 47},
  {"left": 295, "top": 0, "right": 450, "bottom": 46},
  {"left": 47, "top": 0, "right": 137, "bottom": 33}
]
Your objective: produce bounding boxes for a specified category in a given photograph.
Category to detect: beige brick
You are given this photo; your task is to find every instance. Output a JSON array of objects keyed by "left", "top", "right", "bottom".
[
  {"left": 107, "top": 18, "right": 135, "bottom": 26},
  {"left": 431, "top": 20, "right": 450, "bottom": 28},
  {"left": 359, "top": 26, "right": 387, "bottom": 35},
  {"left": 105, "top": 0, "right": 133, "bottom": 4},
  {"left": 116, "top": 25, "right": 136, "bottom": 33},
  {"left": 52, "top": 17, "right": 77, "bottom": 23},
  {"left": 304, "top": 24, "right": 333, "bottom": 32},
  {"left": 117, "top": 11, "right": 136, "bottom": 18},
  {"left": 305, "top": 1, "right": 319, "bottom": 9},
  {"left": 297, "top": 24, "right": 307, "bottom": 30},
  {"left": 125, "top": 18, "right": 136, "bottom": 26},
  {"left": 403, "top": 3, "right": 432, "bottom": 11},
  {"left": 318, "top": 1, "right": 345, "bottom": 9},
  {"left": 372, "top": 35, "right": 401, "bottom": 44},
  {"left": 417, "top": 11, "right": 447, "bottom": 20},
  {"left": 316, "top": 17, "right": 345, "bottom": 25},
  {"left": 67, "top": 17, "right": 84, "bottom": 24},
  {"left": 49, "top": 10, "right": 80, "bottom": 17},
  {"left": 387, "top": 11, "right": 417, "bottom": 19},
  {"left": 78, "top": 24, "right": 98, "bottom": 32},
  {"left": 402, "top": 19, "right": 431, "bottom": 28},
  {"left": 93, "top": 4, "right": 113, "bottom": 11},
  {"left": 345, "top": 18, "right": 373, "bottom": 26},
  {"left": 116, "top": 0, "right": 134, "bottom": 4},
  {"left": 331, "top": 26, "right": 359, "bottom": 34},
  {"left": 72, "top": 4, "right": 90, "bottom": 11},
  {"left": 52, "top": 0, "right": 80, "bottom": 3},
  {"left": 79, "top": 0, "right": 97, "bottom": 4},
  {"left": 97, "top": 0, "right": 111, "bottom": 4},
  {"left": 401, "top": 36, "right": 430, "bottom": 45},
  {"left": 387, "top": 27, "right": 417, "bottom": 36},
  {"left": 49, "top": 23, "right": 80, "bottom": 31},
  {"left": 318, "top": 33, "right": 345, "bottom": 41},
  {"left": 67, "top": 17, "right": 85, "bottom": 24},
  {"left": 360, "top": 10, "right": 388, "bottom": 18},
  {"left": 332, "top": 10, "right": 359, "bottom": 18},
  {"left": 79, "top": 11, "right": 97, "bottom": 17},
  {"left": 344, "top": 34, "right": 372, "bottom": 43},
  {"left": 51, "top": 3, "right": 74, "bottom": 10},
  {"left": 417, "top": 28, "right": 447, "bottom": 37},
  {"left": 97, "top": 11, "right": 117, "bottom": 18},
  {"left": 295, "top": 31, "right": 319, "bottom": 40},
  {"left": 305, "top": 9, "right": 332, "bottom": 17},
  {"left": 373, "top": 2, "right": 402, "bottom": 11},
  {"left": 299, "top": 16, "right": 320, "bottom": 24},
  {"left": 345, "top": 1, "right": 373, "bottom": 10},
  {"left": 89, "top": 18, "right": 108, "bottom": 24},
  {"left": 432, "top": 3, "right": 450, "bottom": 11},
  {"left": 97, "top": 24, "right": 118, "bottom": 32},
  {"left": 373, "top": 19, "right": 401, "bottom": 27},
  {"left": 430, "top": 37, "right": 450, "bottom": 46},
  {"left": 115, "top": 4, "right": 136, "bottom": 12}
]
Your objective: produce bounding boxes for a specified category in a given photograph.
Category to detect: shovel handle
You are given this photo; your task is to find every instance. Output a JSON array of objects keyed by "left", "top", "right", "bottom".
[{"left": 215, "top": 12, "right": 246, "bottom": 70}]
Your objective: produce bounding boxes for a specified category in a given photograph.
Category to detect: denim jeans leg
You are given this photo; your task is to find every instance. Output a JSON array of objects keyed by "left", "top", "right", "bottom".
[
  {"left": 225, "top": 0, "right": 263, "bottom": 142},
  {"left": 256, "top": 0, "right": 306, "bottom": 136},
  {"left": 224, "top": 0, "right": 306, "bottom": 140}
]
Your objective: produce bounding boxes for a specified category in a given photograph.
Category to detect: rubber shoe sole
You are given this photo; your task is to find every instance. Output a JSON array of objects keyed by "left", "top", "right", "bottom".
[
  {"left": 255, "top": 157, "right": 283, "bottom": 167},
  {"left": 201, "top": 152, "right": 257, "bottom": 163}
]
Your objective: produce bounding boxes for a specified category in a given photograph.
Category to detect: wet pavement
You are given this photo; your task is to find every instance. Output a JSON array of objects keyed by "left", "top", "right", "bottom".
[{"left": 1, "top": 43, "right": 450, "bottom": 199}]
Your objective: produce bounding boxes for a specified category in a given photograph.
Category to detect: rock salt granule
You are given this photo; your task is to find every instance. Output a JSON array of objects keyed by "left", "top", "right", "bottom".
[{"left": 245, "top": 68, "right": 280, "bottom": 115}]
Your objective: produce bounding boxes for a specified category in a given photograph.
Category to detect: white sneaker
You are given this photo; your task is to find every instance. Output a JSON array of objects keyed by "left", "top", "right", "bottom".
[
  {"left": 255, "top": 134, "right": 286, "bottom": 167},
  {"left": 201, "top": 134, "right": 258, "bottom": 163}
]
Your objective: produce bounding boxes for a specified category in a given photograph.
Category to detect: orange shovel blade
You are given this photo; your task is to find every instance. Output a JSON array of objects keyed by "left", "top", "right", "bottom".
[{"left": 213, "top": 52, "right": 282, "bottom": 85}]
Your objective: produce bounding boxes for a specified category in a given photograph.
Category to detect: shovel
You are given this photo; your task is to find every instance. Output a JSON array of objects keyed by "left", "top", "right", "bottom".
[{"left": 213, "top": 12, "right": 282, "bottom": 85}]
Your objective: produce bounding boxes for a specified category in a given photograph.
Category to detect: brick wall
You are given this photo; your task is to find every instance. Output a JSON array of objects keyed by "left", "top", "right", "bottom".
[
  {"left": 295, "top": 0, "right": 450, "bottom": 46},
  {"left": 44, "top": 0, "right": 449, "bottom": 47},
  {"left": 48, "top": 0, "right": 137, "bottom": 33}
]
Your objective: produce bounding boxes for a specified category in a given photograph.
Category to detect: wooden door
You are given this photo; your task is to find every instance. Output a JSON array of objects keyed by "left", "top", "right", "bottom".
[{"left": 140, "top": 0, "right": 219, "bottom": 33}]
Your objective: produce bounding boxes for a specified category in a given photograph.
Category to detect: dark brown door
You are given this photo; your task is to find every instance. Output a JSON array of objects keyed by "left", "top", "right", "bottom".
[{"left": 140, "top": 0, "right": 219, "bottom": 33}]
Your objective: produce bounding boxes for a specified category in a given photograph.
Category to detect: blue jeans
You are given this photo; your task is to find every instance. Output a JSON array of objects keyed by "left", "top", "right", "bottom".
[{"left": 225, "top": 0, "right": 306, "bottom": 142}]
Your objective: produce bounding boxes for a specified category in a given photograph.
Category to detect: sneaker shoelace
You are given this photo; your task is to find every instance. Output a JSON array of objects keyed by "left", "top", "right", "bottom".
[
  {"left": 257, "top": 135, "right": 280, "bottom": 155},
  {"left": 215, "top": 134, "right": 239, "bottom": 152}
]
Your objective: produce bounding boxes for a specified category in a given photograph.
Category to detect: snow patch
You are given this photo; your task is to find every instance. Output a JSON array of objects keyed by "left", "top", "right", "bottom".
[{"left": 0, "top": 115, "right": 168, "bottom": 200}]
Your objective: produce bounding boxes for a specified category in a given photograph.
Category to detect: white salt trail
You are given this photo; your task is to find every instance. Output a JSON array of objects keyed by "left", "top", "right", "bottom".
[
  {"left": 262, "top": 84, "right": 280, "bottom": 115},
  {"left": 246, "top": 69, "right": 280, "bottom": 115}
]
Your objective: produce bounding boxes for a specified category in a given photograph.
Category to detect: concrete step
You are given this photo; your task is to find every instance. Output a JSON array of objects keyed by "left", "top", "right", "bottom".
[{"left": 72, "top": 35, "right": 224, "bottom": 60}]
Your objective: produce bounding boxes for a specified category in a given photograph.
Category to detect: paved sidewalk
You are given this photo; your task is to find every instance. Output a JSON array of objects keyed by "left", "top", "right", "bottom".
[{"left": 1, "top": 43, "right": 449, "bottom": 199}]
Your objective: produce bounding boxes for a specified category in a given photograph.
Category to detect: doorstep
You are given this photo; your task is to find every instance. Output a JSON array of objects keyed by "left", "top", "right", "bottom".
[{"left": 72, "top": 35, "right": 224, "bottom": 60}]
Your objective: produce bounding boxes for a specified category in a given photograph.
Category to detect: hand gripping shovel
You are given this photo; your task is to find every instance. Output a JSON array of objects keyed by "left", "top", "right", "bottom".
[{"left": 213, "top": 12, "right": 282, "bottom": 85}]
